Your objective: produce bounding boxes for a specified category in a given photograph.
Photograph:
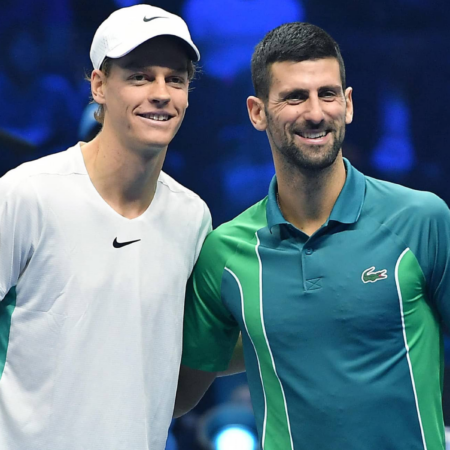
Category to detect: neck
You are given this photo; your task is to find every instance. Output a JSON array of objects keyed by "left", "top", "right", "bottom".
[
  {"left": 81, "top": 131, "right": 167, "bottom": 219},
  {"left": 275, "top": 154, "right": 346, "bottom": 236}
]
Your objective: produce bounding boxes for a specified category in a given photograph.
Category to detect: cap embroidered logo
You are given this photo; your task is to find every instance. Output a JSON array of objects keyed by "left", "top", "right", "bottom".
[{"left": 143, "top": 16, "right": 167, "bottom": 23}]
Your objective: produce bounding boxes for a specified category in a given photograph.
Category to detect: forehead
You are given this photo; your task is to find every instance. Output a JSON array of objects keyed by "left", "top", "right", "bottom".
[
  {"left": 269, "top": 58, "right": 341, "bottom": 93},
  {"left": 114, "top": 36, "right": 189, "bottom": 72}
]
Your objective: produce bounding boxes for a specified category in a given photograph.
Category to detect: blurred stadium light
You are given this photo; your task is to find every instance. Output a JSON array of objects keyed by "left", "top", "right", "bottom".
[{"left": 196, "top": 404, "right": 258, "bottom": 450}]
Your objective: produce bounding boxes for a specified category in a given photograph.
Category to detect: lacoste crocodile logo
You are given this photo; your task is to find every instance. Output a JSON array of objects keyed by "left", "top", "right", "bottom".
[{"left": 361, "top": 266, "right": 388, "bottom": 283}]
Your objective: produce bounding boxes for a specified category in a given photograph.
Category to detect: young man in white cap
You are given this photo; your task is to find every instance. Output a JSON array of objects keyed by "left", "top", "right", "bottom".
[{"left": 0, "top": 4, "right": 210, "bottom": 449}]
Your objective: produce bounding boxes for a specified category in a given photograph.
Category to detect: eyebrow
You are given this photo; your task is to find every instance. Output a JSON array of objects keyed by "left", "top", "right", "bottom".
[
  {"left": 279, "top": 85, "right": 343, "bottom": 98},
  {"left": 319, "top": 85, "right": 343, "bottom": 93},
  {"left": 279, "top": 88, "right": 308, "bottom": 98}
]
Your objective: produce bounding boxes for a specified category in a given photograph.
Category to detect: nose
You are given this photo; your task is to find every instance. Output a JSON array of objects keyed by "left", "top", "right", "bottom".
[
  {"left": 303, "top": 96, "right": 325, "bottom": 124},
  {"left": 149, "top": 78, "right": 170, "bottom": 106}
]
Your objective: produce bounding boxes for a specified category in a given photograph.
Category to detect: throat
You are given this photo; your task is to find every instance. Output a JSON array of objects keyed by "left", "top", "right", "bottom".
[
  {"left": 276, "top": 158, "right": 347, "bottom": 235},
  {"left": 81, "top": 138, "right": 161, "bottom": 219},
  {"left": 277, "top": 192, "right": 328, "bottom": 236}
]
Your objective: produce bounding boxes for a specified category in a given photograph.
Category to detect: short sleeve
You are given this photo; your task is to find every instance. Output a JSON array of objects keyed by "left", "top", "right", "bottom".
[
  {"left": 182, "top": 232, "right": 240, "bottom": 372},
  {"left": 192, "top": 201, "right": 212, "bottom": 265},
  {"left": 0, "top": 175, "right": 41, "bottom": 300}
]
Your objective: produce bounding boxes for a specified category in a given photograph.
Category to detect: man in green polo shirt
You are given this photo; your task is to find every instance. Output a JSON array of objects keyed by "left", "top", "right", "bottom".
[{"left": 175, "top": 22, "right": 450, "bottom": 450}]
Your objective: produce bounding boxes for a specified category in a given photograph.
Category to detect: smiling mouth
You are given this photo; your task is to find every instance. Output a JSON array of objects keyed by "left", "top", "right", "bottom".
[
  {"left": 297, "top": 130, "right": 329, "bottom": 139},
  {"left": 138, "top": 113, "right": 172, "bottom": 121}
]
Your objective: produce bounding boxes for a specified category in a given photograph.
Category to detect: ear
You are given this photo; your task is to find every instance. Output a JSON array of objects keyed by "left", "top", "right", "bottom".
[
  {"left": 247, "top": 96, "right": 267, "bottom": 131},
  {"left": 344, "top": 87, "right": 353, "bottom": 125},
  {"left": 91, "top": 69, "right": 107, "bottom": 105}
]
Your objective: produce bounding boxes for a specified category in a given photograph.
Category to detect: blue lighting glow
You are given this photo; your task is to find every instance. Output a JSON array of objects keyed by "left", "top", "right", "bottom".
[{"left": 214, "top": 425, "right": 257, "bottom": 450}]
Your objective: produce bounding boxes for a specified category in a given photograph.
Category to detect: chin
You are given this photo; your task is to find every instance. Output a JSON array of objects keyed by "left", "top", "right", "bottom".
[
  {"left": 283, "top": 145, "right": 340, "bottom": 172},
  {"left": 137, "top": 133, "right": 172, "bottom": 149}
]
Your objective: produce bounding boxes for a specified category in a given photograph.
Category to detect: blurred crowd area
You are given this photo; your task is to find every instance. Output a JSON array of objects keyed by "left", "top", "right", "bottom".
[
  {"left": 2, "top": 0, "right": 450, "bottom": 226},
  {"left": 1, "top": 0, "right": 450, "bottom": 448}
]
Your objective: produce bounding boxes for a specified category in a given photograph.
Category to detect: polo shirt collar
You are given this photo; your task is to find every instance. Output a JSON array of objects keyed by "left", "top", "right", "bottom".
[{"left": 266, "top": 158, "right": 366, "bottom": 231}]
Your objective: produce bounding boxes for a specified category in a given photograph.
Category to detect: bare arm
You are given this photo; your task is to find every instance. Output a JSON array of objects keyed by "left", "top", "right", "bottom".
[
  {"left": 174, "top": 335, "right": 246, "bottom": 417},
  {"left": 174, "top": 365, "right": 217, "bottom": 418}
]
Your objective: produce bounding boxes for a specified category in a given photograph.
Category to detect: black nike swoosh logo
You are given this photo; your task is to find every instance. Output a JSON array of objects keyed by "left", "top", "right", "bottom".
[
  {"left": 143, "top": 16, "right": 167, "bottom": 22},
  {"left": 113, "top": 238, "right": 141, "bottom": 248}
]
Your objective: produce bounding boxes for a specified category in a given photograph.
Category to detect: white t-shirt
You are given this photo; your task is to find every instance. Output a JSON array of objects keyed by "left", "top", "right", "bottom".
[{"left": 0, "top": 143, "right": 211, "bottom": 450}]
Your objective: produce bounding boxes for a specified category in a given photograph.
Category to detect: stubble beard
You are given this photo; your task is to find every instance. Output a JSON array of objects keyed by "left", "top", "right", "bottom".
[{"left": 267, "top": 115, "right": 346, "bottom": 174}]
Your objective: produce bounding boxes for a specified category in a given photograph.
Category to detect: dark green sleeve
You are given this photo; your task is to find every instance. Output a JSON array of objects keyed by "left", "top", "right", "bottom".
[{"left": 182, "top": 231, "right": 240, "bottom": 372}]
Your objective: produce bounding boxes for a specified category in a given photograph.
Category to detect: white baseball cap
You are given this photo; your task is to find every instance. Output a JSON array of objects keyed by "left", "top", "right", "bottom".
[{"left": 90, "top": 4, "right": 200, "bottom": 70}]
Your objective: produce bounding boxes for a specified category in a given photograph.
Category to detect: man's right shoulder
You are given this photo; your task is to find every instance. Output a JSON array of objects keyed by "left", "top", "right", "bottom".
[
  {"left": 0, "top": 144, "right": 80, "bottom": 196},
  {"left": 198, "top": 197, "right": 269, "bottom": 264}
]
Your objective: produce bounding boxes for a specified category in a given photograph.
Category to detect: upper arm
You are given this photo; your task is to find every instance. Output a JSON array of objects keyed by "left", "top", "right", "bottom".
[
  {"left": 174, "top": 365, "right": 217, "bottom": 418},
  {"left": 182, "top": 232, "right": 240, "bottom": 372},
  {"left": 0, "top": 177, "right": 39, "bottom": 299},
  {"left": 193, "top": 201, "right": 213, "bottom": 264},
  {"left": 175, "top": 334, "right": 246, "bottom": 417}
]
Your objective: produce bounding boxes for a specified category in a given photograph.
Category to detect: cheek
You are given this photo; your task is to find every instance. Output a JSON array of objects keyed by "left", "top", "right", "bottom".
[
  {"left": 174, "top": 91, "right": 189, "bottom": 111},
  {"left": 108, "top": 93, "right": 127, "bottom": 112},
  {"left": 269, "top": 109, "right": 296, "bottom": 128},
  {"left": 324, "top": 107, "right": 347, "bottom": 128}
]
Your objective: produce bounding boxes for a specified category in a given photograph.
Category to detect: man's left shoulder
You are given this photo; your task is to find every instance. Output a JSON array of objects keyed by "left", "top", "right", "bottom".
[
  {"left": 365, "top": 176, "right": 448, "bottom": 219},
  {"left": 157, "top": 171, "right": 208, "bottom": 212}
]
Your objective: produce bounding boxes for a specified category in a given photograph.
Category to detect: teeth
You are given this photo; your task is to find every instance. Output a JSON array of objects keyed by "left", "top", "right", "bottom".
[
  {"left": 141, "top": 113, "right": 170, "bottom": 121},
  {"left": 300, "top": 131, "right": 327, "bottom": 139}
]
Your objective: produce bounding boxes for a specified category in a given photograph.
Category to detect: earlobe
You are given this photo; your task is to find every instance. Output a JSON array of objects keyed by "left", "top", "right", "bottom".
[
  {"left": 247, "top": 96, "right": 267, "bottom": 131},
  {"left": 345, "top": 87, "right": 354, "bottom": 125},
  {"left": 91, "top": 69, "right": 106, "bottom": 105}
]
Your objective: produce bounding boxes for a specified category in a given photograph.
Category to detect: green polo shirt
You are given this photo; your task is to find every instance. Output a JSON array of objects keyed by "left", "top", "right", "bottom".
[{"left": 182, "top": 158, "right": 450, "bottom": 450}]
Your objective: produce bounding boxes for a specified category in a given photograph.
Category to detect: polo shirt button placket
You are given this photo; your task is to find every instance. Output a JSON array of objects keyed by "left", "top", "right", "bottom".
[{"left": 305, "top": 248, "right": 314, "bottom": 255}]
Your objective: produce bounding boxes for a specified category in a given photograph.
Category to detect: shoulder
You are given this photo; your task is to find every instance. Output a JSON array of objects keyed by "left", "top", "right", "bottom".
[
  {"left": 200, "top": 197, "right": 268, "bottom": 261},
  {"left": 157, "top": 171, "right": 210, "bottom": 225},
  {"left": 0, "top": 145, "right": 73, "bottom": 195},
  {"left": 1, "top": 144, "right": 80, "bottom": 184},
  {"left": 192, "top": 198, "right": 268, "bottom": 293},
  {"left": 158, "top": 171, "right": 205, "bottom": 203},
  {"left": 0, "top": 144, "right": 80, "bottom": 201},
  {"left": 364, "top": 176, "right": 449, "bottom": 220}
]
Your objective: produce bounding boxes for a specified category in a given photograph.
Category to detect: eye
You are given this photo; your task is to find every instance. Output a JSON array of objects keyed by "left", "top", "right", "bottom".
[
  {"left": 129, "top": 74, "right": 147, "bottom": 83},
  {"left": 168, "top": 76, "right": 187, "bottom": 87},
  {"left": 283, "top": 91, "right": 307, "bottom": 104},
  {"left": 320, "top": 90, "right": 338, "bottom": 101}
]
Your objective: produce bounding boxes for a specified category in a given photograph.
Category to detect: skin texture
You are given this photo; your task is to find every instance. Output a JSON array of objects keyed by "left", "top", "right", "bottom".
[
  {"left": 81, "top": 37, "right": 190, "bottom": 219},
  {"left": 263, "top": 58, "right": 352, "bottom": 173}
]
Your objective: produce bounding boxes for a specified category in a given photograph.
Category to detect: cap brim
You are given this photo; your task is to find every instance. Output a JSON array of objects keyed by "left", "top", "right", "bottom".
[{"left": 106, "top": 33, "right": 200, "bottom": 62}]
